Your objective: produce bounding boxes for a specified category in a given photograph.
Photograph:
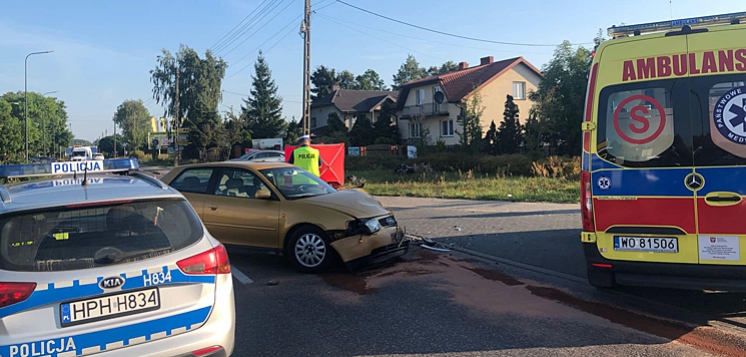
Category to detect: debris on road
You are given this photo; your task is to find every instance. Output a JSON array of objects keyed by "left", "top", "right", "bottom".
[{"left": 268, "top": 280, "right": 280, "bottom": 286}]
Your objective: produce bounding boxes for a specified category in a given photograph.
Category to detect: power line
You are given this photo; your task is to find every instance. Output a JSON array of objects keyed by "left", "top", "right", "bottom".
[
  {"left": 312, "top": 0, "right": 336, "bottom": 12},
  {"left": 209, "top": 0, "right": 272, "bottom": 51},
  {"left": 220, "top": 0, "right": 296, "bottom": 58},
  {"left": 316, "top": 13, "right": 553, "bottom": 55},
  {"left": 213, "top": 0, "right": 283, "bottom": 54},
  {"left": 224, "top": 15, "right": 301, "bottom": 80},
  {"left": 318, "top": 14, "right": 443, "bottom": 61},
  {"left": 334, "top": 0, "right": 592, "bottom": 47}
]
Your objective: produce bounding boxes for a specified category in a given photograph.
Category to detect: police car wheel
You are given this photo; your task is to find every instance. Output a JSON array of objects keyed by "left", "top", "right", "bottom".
[
  {"left": 288, "top": 226, "right": 333, "bottom": 273},
  {"left": 587, "top": 266, "right": 616, "bottom": 289}
]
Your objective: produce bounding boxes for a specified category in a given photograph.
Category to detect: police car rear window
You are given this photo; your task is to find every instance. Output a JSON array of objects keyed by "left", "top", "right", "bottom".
[{"left": 0, "top": 199, "right": 202, "bottom": 272}]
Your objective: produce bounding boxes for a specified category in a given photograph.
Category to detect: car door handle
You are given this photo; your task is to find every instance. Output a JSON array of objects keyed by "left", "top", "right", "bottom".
[
  {"left": 208, "top": 205, "right": 219, "bottom": 211},
  {"left": 704, "top": 192, "right": 742, "bottom": 207}
]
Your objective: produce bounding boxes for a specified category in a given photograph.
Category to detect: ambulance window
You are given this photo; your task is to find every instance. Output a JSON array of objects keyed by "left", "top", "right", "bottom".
[
  {"left": 596, "top": 79, "right": 692, "bottom": 167},
  {"left": 691, "top": 77, "right": 746, "bottom": 166}
]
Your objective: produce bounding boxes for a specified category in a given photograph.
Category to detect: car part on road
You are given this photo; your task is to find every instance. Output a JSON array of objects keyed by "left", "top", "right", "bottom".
[{"left": 420, "top": 244, "right": 451, "bottom": 252}]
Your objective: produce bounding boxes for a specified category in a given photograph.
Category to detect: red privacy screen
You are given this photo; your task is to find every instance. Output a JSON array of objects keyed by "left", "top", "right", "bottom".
[{"left": 284, "top": 143, "right": 345, "bottom": 188}]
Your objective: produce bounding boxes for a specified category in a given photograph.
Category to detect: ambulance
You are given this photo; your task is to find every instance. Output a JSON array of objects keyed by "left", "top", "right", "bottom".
[{"left": 581, "top": 12, "right": 746, "bottom": 290}]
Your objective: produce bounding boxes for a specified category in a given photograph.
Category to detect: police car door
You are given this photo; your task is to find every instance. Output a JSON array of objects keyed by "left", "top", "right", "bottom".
[
  {"left": 687, "top": 25, "right": 746, "bottom": 266},
  {"left": 593, "top": 34, "right": 699, "bottom": 264}
]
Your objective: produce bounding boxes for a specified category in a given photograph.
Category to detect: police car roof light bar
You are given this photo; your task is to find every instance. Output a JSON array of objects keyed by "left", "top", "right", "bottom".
[
  {"left": 0, "top": 158, "right": 140, "bottom": 179},
  {"left": 608, "top": 11, "right": 746, "bottom": 37}
]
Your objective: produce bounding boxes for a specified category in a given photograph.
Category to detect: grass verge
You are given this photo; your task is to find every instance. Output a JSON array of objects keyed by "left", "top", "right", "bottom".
[{"left": 347, "top": 171, "right": 579, "bottom": 204}]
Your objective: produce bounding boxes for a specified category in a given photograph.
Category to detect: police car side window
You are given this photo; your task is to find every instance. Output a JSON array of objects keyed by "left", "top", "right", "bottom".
[
  {"left": 171, "top": 169, "right": 214, "bottom": 194},
  {"left": 691, "top": 75, "right": 746, "bottom": 166},
  {"left": 597, "top": 79, "right": 692, "bottom": 167}
]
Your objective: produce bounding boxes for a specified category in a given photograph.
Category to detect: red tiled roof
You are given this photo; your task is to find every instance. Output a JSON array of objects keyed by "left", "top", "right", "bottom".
[{"left": 396, "top": 57, "right": 542, "bottom": 110}]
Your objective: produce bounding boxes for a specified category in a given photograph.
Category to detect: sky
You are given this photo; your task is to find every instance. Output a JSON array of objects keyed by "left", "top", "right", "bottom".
[{"left": 0, "top": 0, "right": 743, "bottom": 141}]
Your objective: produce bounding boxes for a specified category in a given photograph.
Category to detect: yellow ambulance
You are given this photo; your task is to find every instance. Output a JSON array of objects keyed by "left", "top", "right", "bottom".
[{"left": 581, "top": 12, "right": 746, "bottom": 290}]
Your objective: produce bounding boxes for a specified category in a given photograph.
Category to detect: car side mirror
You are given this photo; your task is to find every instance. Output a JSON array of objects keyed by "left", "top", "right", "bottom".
[{"left": 255, "top": 190, "right": 271, "bottom": 199}]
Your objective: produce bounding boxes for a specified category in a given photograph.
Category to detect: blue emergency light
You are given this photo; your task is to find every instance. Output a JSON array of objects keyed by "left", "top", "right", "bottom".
[
  {"left": 0, "top": 159, "right": 139, "bottom": 179},
  {"left": 609, "top": 11, "right": 746, "bottom": 37}
]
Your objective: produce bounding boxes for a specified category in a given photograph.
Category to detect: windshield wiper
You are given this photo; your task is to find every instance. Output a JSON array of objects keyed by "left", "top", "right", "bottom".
[{"left": 101, "top": 247, "right": 172, "bottom": 264}]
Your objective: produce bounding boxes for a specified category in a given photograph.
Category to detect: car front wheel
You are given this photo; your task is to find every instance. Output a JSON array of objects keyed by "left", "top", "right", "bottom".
[{"left": 288, "top": 227, "right": 333, "bottom": 273}]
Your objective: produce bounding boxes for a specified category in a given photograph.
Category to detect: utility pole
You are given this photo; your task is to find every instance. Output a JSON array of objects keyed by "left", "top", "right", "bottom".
[
  {"left": 174, "top": 68, "right": 180, "bottom": 167},
  {"left": 301, "top": 0, "right": 312, "bottom": 136},
  {"left": 113, "top": 121, "right": 117, "bottom": 158}
]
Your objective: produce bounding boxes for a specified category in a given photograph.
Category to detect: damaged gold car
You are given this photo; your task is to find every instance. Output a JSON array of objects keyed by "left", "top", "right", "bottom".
[{"left": 161, "top": 162, "right": 407, "bottom": 273}]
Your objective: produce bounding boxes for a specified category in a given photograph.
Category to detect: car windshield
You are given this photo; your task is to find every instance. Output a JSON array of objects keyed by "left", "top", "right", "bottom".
[
  {"left": 72, "top": 151, "right": 86, "bottom": 157},
  {"left": 0, "top": 199, "right": 202, "bottom": 272},
  {"left": 260, "top": 167, "right": 335, "bottom": 200}
]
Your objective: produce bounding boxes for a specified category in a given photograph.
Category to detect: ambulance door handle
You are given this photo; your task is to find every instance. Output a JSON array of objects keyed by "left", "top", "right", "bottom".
[{"left": 704, "top": 192, "right": 742, "bottom": 207}]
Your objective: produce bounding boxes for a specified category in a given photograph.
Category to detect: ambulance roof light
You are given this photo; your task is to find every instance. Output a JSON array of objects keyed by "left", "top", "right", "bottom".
[
  {"left": 608, "top": 11, "right": 746, "bottom": 37},
  {"left": 0, "top": 159, "right": 140, "bottom": 179}
]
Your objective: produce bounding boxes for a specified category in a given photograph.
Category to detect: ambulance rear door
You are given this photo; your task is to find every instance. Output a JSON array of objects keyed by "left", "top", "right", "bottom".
[
  {"left": 687, "top": 25, "right": 746, "bottom": 266},
  {"left": 592, "top": 34, "right": 699, "bottom": 264}
]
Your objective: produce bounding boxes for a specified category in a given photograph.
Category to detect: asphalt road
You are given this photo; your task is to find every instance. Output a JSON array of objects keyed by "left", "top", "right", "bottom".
[{"left": 228, "top": 247, "right": 714, "bottom": 357}]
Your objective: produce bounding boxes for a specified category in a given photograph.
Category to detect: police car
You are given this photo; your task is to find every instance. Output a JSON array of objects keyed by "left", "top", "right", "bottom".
[{"left": 0, "top": 159, "right": 235, "bottom": 356}]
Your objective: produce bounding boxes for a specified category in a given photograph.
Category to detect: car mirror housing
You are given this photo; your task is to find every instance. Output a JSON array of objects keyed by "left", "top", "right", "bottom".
[{"left": 255, "top": 190, "right": 271, "bottom": 199}]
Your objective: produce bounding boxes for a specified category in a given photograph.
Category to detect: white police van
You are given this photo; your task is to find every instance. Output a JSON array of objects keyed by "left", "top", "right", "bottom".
[{"left": 0, "top": 159, "right": 235, "bottom": 357}]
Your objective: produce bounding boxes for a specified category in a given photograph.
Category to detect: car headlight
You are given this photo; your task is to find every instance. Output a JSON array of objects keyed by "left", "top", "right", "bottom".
[{"left": 364, "top": 218, "right": 382, "bottom": 234}]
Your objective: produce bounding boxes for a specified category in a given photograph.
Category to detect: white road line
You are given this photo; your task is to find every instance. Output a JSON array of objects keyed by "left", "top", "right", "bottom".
[{"left": 231, "top": 266, "right": 254, "bottom": 285}]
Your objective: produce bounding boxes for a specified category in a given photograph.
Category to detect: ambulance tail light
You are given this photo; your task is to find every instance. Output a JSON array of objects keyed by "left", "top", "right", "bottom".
[
  {"left": 177, "top": 244, "right": 231, "bottom": 275},
  {"left": 0, "top": 282, "right": 36, "bottom": 308},
  {"left": 581, "top": 171, "right": 595, "bottom": 232}
]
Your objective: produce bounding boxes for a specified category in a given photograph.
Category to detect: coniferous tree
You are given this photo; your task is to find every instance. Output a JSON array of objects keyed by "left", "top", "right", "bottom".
[{"left": 241, "top": 52, "right": 287, "bottom": 139}]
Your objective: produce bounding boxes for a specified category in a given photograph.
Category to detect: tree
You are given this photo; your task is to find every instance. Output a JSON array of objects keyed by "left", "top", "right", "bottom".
[
  {"left": 1, "top": 91, "right": 72, "bottom": 159},
  {"left": 355, "top": 69, "right": 387, "bottom": 90},
  {"left": 0, "top": 99, "right": 23, "bottom": 163},
  {"left": 72, "top": 139, "right": 92, "bottom": 146},
  {"left": 483, "top": 120, "right": 498, "bottom": 155},
  {"left": 284, "top": 117, "right": 303, "bottom": 145},
  {"left": 224, "top": 111, "right": 251, "bottom": 151},
  {"left": 310, "top": 65, "right": 337, "bottom": 100},
  {"left": 97, "top": 134, "right": 125, "bottom": 157},
  {"left": 113, "top": 100, "right": 151, "bottom": 150},
  {"left": 528, "top": 41, "right": 592, "bottom": 155},
  {"left": 150, "top": 44, "right": 227, "bottom": 158},
  {"left": 349, "top": 116, "right": 375, "bottom": 147},
  {"left": 326, "top": 112, "right": 347, "bottom": 135},
  {"left": 523, "top": 111, "right": 543, "bottom": 153},
  {"left": 241, "top": 52, "right": 286, "bottom": 139},
  {"left": 457, "top": 91, "right": 485, "bottom": 153},
  {"left": 337, "top": 70, "right": 356, "bottom": 89},
  {"left": 497, "top": 94, "right": 523, "bottom": 154},
  {"left": 392, "top": 54, "right": 427, "bottom": 89},
  {"left": 427, "top": 61, "right": 459, "bottom": 76},
  {"left": 372, "top": 101, "right": 399, "bottom": 144}
]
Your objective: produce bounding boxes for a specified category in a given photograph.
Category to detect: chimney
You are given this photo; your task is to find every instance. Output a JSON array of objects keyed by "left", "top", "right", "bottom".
[
  {"left": 332, "top": 83, "right": 340, "bottom": 91},
  {"left": 458, "top": 62, "right": 468, "bottom": 70},
  {"left": 480, "top": 56, "right": 494, "bottom": 65}
]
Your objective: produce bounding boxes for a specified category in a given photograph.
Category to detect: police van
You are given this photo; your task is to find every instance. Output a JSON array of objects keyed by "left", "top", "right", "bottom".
[
  {"left": 0, "top": 159, "right": 235, "bottom": 356},
  {"left": 581, "top": 12, "right": 746, "bottom": 291}
]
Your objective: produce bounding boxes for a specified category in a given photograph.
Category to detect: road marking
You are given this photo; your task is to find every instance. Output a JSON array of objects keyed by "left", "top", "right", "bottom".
[{"left": 231, "top": 265, "right": 254, "bottom": 285}]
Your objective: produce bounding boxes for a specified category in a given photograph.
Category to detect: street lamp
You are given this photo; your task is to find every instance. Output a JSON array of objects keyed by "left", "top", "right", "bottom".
[
  {"left": 25, "top": 50, "right": 54, "bottom": 162},
  {"left": 41, "top": 91, "right": 58, "bottom": 157}
]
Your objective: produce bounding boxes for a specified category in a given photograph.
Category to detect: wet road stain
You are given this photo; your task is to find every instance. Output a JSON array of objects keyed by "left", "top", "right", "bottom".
[
  {"left": 321, "top": 273, "right": 376, "bottom": 295},
  {"left": 528, "top": 285, "right": 746, "bottom": 357},
  {"left": 464, "top": 267, "right": 524, "bottom": 286}
]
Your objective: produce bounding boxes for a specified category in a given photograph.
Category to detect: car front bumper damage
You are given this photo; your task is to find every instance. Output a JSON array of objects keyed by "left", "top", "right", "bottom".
[{"left": 330, "top": 225, "right": 408, "bottom": 270}]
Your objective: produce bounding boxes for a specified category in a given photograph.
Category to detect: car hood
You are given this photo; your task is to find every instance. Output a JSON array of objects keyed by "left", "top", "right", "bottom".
[{"left": 301, "top": 189, "right": 389, "bottom": 219}]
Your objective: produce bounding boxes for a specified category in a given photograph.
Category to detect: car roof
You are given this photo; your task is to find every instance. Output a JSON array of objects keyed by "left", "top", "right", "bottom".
[
  {"left": 0, "top": 173, "right": 183, "bottom": 214},
  {"left": 174, "top": 161, "right": 293, "bottom": 171}
]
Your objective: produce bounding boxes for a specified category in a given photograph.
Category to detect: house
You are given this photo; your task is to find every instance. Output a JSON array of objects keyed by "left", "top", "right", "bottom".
[
  {"left": 396, "top": 56, "right": 542, "bottom": 146},
  {"left": 310, "top": 85, "right": 398, "bottom": 136}
]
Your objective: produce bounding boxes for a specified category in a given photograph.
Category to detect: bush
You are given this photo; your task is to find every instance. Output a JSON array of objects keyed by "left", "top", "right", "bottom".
[
  {"left": 346, "top": 155, "right": 406, "bottom": 171},
  {"left": 412, "top": 153, "right": 579, "bottom": 178},
  {"left": 129, "top": 150, "right": 146, "bottom": 160},
  {"left": 374, "top": 137, "right": 397, "bottom": 145}
]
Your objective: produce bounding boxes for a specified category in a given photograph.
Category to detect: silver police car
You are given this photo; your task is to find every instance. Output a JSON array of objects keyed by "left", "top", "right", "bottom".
[{"left": 0, "top": 159, "right": 235, "bottom": 357}]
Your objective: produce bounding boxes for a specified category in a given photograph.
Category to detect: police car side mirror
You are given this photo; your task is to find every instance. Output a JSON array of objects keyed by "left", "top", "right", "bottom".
[{"left": 255, "top": 190, "right": 271, "bottom": 199}]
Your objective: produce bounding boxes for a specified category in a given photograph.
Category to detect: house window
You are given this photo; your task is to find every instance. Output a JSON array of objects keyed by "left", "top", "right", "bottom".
[
  {"left": 416, "top": 89, "right": 425, "bottom": 106},
  {"left": 513, "top": 81, "right": 526, "bottom": 100},
  {"left": 441, "top": 119, "right": 454, "bottom": 137},
  {"left": 310, "top": 117, "right": 317, "bottom": 128},
  {"left": 409, "top": 122, "right": 422, "bottom": 138}
]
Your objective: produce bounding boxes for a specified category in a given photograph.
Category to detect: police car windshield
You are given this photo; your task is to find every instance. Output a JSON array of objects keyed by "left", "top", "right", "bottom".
[
  {"left": 259, "top": 167, "right": 335, "bottom": 200},
  {"left": 0, "top": 199, "right": 202, "bottom": 272},
  {"left": 72, "top": 151, "right": 86, "bottom": 157}
]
